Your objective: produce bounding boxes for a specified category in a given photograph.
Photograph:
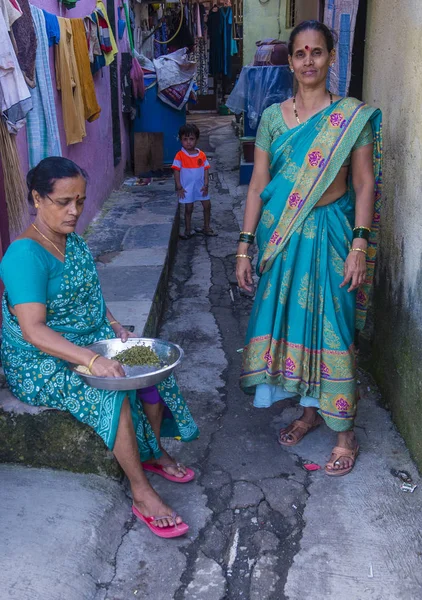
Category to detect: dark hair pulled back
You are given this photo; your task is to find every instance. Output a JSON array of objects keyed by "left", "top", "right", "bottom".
[
  {"left": 288, "top": 20, "right": 337, "bottom": 56},
  {"left": 27, "top": 156, "right": 88, "bottom": 206}
]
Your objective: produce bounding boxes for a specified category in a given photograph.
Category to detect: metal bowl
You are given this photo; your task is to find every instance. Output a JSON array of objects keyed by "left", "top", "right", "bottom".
[{"left": 70, "top": 338, "right": 184, "bottom": 391}]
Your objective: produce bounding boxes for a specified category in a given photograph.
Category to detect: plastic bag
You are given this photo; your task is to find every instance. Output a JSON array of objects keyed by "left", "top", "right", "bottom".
[{"left": 226, "top": 65, "right": 293, "bottom": 130}]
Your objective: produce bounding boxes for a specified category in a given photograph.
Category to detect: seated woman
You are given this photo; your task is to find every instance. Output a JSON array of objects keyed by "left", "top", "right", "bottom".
[{"left": 0, "top": 157, "right": 199, "bottom": 538}]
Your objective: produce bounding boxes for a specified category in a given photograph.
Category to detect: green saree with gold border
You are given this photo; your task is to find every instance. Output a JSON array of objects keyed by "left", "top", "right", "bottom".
[{"left": 240, "top": 98, "right": 382, "bottom": 432}]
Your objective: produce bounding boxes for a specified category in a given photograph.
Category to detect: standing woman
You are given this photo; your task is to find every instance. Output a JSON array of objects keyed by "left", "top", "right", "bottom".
[{"left": 236, "top": 21, "right": 382, "bottom": 476}]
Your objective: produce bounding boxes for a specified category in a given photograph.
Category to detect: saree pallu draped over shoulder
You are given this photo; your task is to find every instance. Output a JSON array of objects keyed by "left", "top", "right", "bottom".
[
  {"left": 1, "top": 234, "right": 199, "bottom": 458},
  {"left": 240, "top": 98, "right": 382, "bottom": 431}
]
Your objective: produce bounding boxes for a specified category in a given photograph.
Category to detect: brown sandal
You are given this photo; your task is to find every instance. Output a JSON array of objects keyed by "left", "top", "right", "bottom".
[
  {"left": 278, "top": 416, "right": 324, "bottom": 447},
  {"left": 325, "top": 445, "right": 360, "bottom": 477}
]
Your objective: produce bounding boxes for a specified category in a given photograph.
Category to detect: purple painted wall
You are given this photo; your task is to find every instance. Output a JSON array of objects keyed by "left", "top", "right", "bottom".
[{"left": 15, "top": 0, "right": 130, "bottom": 235}]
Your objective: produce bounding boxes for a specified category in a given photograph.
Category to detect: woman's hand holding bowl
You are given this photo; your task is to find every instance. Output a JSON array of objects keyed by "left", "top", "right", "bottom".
[{"left": 90, "top": 355, "right": 126, "bottom": 378}]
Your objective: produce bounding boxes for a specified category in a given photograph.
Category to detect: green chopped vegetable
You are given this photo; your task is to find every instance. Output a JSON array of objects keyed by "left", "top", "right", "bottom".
[{"left": 113, "top": 345, "right": 160, "bottom": 367}]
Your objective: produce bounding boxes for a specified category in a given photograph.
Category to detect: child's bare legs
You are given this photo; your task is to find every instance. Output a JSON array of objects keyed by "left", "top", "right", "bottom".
[
  {"left": 184, "top": 203, "right": 194, "bottom": 235},
  {"left": 201, "top": 200, "right": 211, "bottom": 232}
]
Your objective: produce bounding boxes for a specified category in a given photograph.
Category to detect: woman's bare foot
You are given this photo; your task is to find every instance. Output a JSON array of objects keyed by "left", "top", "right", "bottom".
[
  {"left": 133, "top": 485, "right": 183, "bottom": 528},
  {"left": 279, "top": 407, "right": 322, "bottom": 445},
  {"left": 144, "top": 448, "right": 188, "bottom": 478},
  {"left": 325, "top": 431, "right": 358, "bottom": 474}
]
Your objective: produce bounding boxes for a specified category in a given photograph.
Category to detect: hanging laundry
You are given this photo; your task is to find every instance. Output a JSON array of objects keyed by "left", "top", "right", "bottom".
[
  {"left": 8, "top": 0, "right": 21, "bottom": 12},
  {"left": 55, "top": 17, "right": 86, "bottom": 145},
  {"left": 136, "top": 27, "right": 154, "bottom": 60},
  {"left": 84, "top": 15, "right": 98, "bottom": 62},
  {"left": 0, "top": 0, "right": 21, "bottom": 30},
  {"left": 96, "top": 1, "right": 118, "bottom": 66},
  {"left": 194, "top": 38, "right": 208, "bottom": 95},
  {"left": 42, "top": 10, "right": 60, "bottom": 47},
  {"left": 71, "top": 18, "right": 101, "bottom": 122},
  {"left": 26, "top": 5, "right": 62, "bottom": 169},
  {"left": 87, "top": 12, "right": 106, "bottom": 75},
  {"left": 185, "top": 1, "right": 194, "bottom": 37},
  {"left": 154, "top": 22, "right": 168, "bottom": 58},
  {"left": 84, "top": 13, "right": 103, "bottom": 68},
  {"left": 96, "top": 11, "right": 113, "bottom": 53},
  {"left": 167, "top": 12, "right": 194, "bottom": 53},
  {"left": 59, "top": 0, "right": 80, "bottom": 8},
  {"left": 324, "top": 0, "right": 360, "bottom": 96},
  {"left": 0, "top": 8, "right": 32, "bottom": 133},
  {"left": 11, "top": 0, "right": 37, "bottom": 88},
  {"left": 220, "top": 6, "right": 233, "bottom": 77},
  {"left": 130, "top": 56, "right": 145, "bottom": 100},
  {"left": 193, "top": 2, "right": 205, "bottom": 38},
  {"left": 207, "top": 7, "right": 222, "bottom": 76},
  {"left": 121, "top": 52, "right": 134, "bottom": 115},
  {"left": 194, "top": 2, "right": 201, "bottom": 37}
]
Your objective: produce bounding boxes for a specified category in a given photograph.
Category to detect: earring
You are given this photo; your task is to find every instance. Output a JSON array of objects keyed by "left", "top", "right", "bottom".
[
  {"left": 290, "top": 68, "right": 294, "bottom": 73},
  {"left": 35, "top": 203, "right": 39, "bottom": 208}
]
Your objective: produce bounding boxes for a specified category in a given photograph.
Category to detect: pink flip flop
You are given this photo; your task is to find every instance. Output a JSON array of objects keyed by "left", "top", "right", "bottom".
[
  {"left": 132, "top": 505, "right": 189, "bottom": 538},
  {"left": 142, "top": 463, "right": 195, "bottom": 483}
]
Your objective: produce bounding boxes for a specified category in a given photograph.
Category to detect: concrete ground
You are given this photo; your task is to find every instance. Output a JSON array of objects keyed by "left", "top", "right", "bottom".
[{"left": 1, "top": 116, "right": 421, "bottom": 600}]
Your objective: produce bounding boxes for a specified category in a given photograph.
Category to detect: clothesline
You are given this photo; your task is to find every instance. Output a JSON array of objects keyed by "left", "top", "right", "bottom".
[{"left": 0, "top": 0, "right": 120, "bottom": 158}]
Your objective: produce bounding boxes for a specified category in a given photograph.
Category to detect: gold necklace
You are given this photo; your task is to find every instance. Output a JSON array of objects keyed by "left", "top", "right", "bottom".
[
  {"left": 32, "top": 223, "right": 65, "bottom": 258},
  {"left": 293, "top": 90, "right": 333, "bottom": 124}
]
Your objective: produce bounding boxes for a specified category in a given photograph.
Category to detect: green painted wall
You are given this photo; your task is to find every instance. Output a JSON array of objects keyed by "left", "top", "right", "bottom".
[
  {"left": 243, "top": 0, "right": 291, "bottom": 66},
  {"left": 363, "top": 1, "right": 422, "bottom": 468}
]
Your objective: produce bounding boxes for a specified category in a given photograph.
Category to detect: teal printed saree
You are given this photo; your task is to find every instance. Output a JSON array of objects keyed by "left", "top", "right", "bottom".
[
  {"left": 240, "top": 98, "right": 382, "bottom": 431},
  {"left": 1, "top": 233, "right": 199, "bottom": 459}
]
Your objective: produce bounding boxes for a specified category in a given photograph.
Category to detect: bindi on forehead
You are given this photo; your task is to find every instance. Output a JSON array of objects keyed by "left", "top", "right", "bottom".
[{"left": 305, "top": 45, "right": 311, "bottom": 51}]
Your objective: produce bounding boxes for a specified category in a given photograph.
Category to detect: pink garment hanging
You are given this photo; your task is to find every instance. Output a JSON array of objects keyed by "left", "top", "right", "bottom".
[
  {"left": 130, "top": 56, "right": 145, "bottom": 100},
  {"left": 196, "top": 2, "right": 202, "bottom": 38}
]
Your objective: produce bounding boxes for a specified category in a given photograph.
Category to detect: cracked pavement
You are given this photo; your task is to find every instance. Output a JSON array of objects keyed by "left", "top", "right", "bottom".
[
  {"left": 97, "top": 117, "right": 422, "bottom": 599},
  {"left": 1, "top": 117, "right": 421, "bottom": 600}
]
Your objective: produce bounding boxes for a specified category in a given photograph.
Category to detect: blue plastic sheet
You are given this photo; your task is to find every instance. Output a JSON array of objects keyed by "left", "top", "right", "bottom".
[{"left": 226, "top": 65, "right": 293, "bottom": 130}]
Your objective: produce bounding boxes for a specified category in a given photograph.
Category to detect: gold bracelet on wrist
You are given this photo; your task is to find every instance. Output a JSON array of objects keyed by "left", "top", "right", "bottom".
[
  {"left": 236, "top": 254, "right": 252, "bottom": 260},
  {"left": 240, "top": 231, "right": 255, "bottom": 236},
  {"left": 88, "top": 353, "right": 101, "bottom": 373},
  {"left": 350, "top": 247, "right": 367, "bottom": 255},
  {"left": 109, "top": 320, "right": 118, "bottom": 326},
  {"left": 353, "top": 226, "right": 371, "bottom": 232}
]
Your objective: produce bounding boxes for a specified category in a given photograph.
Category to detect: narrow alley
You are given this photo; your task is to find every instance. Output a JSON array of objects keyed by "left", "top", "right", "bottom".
[
  {"left": 93, "top": 117, "right": 422, "bottom": 600},
  {"left": 1, "top": 1, "right": 422, "bottom": 598}
]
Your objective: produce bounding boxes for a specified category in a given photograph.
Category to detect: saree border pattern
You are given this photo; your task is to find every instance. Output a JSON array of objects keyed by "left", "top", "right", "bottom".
[{"left": 241, "top": 99, "right": 383, "bottom": 432}]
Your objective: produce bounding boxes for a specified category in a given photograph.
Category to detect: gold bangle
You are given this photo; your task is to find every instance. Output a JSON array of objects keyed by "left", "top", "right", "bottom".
[
  {"left": 350, "top": 247, "right": 367, "bottom": 255},
  {"left": 353, "top": 226, "right": 371, "bottom": 232},
  {"left": 240, "top": 231, "right": 255, "bottom": 236},
  {"left": 109, "top": 320, "right": 118, "bottom": 326},
  {"left": 88, "top": 353, "right": 101, "bottom": 373},
  {"left": 236, "top": 254, "right": 252, "bottom": 260}
]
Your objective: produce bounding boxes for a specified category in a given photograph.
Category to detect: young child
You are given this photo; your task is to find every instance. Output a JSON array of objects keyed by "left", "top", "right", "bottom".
[{"left": 172, "top": 124, "right": 217, "bottom": 240}]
